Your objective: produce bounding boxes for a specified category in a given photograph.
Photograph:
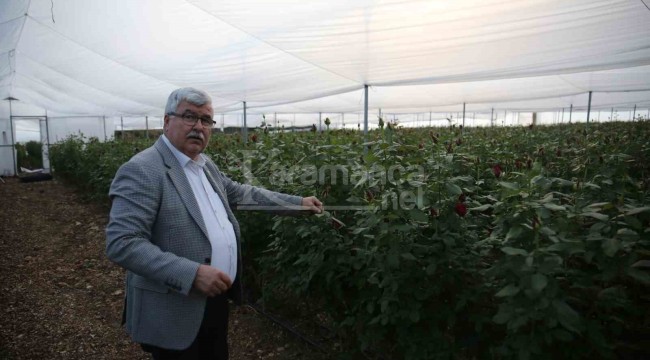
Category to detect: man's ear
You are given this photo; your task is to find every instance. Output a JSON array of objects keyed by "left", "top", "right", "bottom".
[{"left": 163, "top": 115, "right": 170, "bottom": 132}]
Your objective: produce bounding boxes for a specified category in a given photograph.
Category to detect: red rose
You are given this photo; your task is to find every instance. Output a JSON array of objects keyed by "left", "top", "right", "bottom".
[
  {"left": 455, "top": 203, "right": 467, "bottom": 217},
  {"left": 492, "top": 164, "right": 502, "bottom": 178}
]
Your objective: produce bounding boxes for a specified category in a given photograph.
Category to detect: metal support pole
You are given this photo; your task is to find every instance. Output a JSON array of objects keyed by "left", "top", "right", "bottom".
[
  {"left": 274, "top": 112, "right": 277, "bottom": 129},
  {"left": 633, "top": 104, "right": 637, "bottom": 121},
  {"left": 120, "top": 117, "right": 124, "bottom": 139},
  {"left": 145, "top": 116, "right": 149, "bottom": 139},
  {"left": 8, "top": 99, "right": 17, "bottom": 176},
  {"left": 319, "top": 112, "right": 322, "bottom": 132},
  {"left": 561, "top": 108, "right": 565, "bottom": 123},
  {"left": 363, "top": 85, "right": 369, "bottom": 138},
  {"left": 45, "top": 114, "right": 51, "bottom": 173},
  {"left": 490, "top": 108, "right": 494, "bottom": 127},
  {"left": 569, "top": 104, "right": 573, "bottom": 123},
  {"left": 610, "top": 107, "right": 614, "bottom": 121},
  {"left": 586, "top": 91, "right": 592, "bottom": 124},
  {"left": 103, "top": 116, "right": 107, "bottom": 141},
  {"left": 243, "top": 101, "right": 248, "bottom": 143},
  {"left": 462, "top": 102, "right": 466, "bottom": 130}
]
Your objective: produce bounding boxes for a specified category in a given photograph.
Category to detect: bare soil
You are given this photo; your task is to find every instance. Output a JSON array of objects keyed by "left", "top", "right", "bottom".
[{"left": 0, "top": 177, "right": 332, "bottom": 360}]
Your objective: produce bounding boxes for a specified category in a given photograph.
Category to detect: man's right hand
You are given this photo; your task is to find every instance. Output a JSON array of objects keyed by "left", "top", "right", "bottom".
[{"left": 192, "top": 264, "right": 232, "bottom": 297}]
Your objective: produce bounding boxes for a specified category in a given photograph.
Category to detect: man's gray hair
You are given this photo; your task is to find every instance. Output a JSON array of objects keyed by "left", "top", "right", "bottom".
[{"left": 165, "top": 87, "right": 212, "bottom": 115}]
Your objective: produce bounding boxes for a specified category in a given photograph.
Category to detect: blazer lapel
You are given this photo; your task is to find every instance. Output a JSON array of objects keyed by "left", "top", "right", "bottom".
[{"left": 155, "top": 139, "right": 210, "bottom": 240}]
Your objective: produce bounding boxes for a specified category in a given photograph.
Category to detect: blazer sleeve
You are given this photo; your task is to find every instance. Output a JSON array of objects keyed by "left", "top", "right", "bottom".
[
  {"left": 105, "top": 159, "right": 200, "bottom": 296},
  {"left": 207, "top": 160, "right": 303, "bottom": 213}
]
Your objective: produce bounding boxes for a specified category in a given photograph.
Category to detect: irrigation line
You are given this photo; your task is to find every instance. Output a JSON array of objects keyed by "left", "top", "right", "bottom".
[{"left": 244, "top": 303, "right": 329, "bottom": 354}]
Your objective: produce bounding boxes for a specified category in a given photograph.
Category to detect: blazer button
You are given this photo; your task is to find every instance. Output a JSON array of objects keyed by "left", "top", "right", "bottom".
[{"left": 205, "top": 257, "right": 211, "bottom": 264}]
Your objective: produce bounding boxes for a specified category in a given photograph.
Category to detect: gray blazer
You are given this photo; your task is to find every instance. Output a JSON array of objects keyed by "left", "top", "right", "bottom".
[{"left": 106, "top": 137, "right": 301, "bottom": 350}]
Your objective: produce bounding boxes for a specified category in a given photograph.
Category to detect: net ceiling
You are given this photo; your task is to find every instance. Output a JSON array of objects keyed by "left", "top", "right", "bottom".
[{"left": 1, "top": 0, "right": 650, "bottom": 117}]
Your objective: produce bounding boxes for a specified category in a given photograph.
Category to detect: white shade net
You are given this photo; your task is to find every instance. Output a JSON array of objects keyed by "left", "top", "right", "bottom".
[{"left": 1, "top": 0, "right": 649, "bottom": 117}]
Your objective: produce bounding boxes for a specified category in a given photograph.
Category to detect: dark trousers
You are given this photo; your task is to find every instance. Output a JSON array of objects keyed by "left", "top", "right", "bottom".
[{"left": 141, "top": 295, "right": 230, "bottom": 360}]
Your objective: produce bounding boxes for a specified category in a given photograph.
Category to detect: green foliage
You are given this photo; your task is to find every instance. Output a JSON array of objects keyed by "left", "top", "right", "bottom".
[
  {"left": 15, "top": 141, "right": 43, "bottom": 170},
  {"left": 48, "top": 122, "right": 650, "bottom": 359}
]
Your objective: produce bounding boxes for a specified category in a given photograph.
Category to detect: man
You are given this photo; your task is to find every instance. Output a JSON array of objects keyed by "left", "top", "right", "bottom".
[{"left": 106, "top": 87, "right": 323, "bottom": 359}]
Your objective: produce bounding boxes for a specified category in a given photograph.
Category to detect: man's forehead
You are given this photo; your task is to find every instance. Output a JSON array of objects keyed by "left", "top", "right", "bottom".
[{"left": 177, "top": 101, "right": 213, "bottom": 114}]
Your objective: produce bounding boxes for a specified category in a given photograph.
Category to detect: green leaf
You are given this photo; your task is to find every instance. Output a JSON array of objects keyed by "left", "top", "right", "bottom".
[
  {"left": 602, "top": 238, "right": 620, "bottom": 257},
  {"left": 553, "top": 300, "right": 581, "bottom": 333},
  {"left": 445, "top": 182, "right": 462, "bottom": 196},
  {"left": 530, "top": 273, "right": 548, "bottom": 293},
  {"left": 499, "top": 181, "right": 519, "bottom": 190},
  {"left": 469, "top": 204, "right": 491, "bottom": 212},
  {"left": 409, "top": 311, "right": 420, "bottom": 323},
  {"left": 505, "top": 226, "right": 524, "bottom": 241},
  {"left": 408, "top": 209, "right": 429, "bottom": 222},
  {"left": 631, "top": 260, "right": 650, "bottom": 268},
  {"left": 626, "top": 206, "right": 650, "bottom": 216},
  {"left": 543, "top": 203, "right": 566, "bottom": 211},
  {"left": 495, "top": 284, "right": 520, "bottom": 297},
  {"left": 581, "top": 212, "right": 609, "bottom": 221},
  {"left": 501, "top": 247, "right": 528, "bottom": 256},
  {"left": 387, "top": 253, "right": 399, "bottom": 268},
  {"left": 493, "top": 307, "right": 512, "bottom": 324},
  {"left": 401, "top": 252, "right": 417, "bottom": 261},
  {"left": 627, "top": 268, "right": 650, "bottom": 285},
  {"left": 425, "top": 263, "right": 437, "bottom": 275}
]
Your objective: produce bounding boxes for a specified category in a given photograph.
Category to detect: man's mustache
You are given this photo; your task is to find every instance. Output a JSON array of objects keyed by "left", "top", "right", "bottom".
[{"left": 187, "top": 131, "right": 204, "bottom": 141}]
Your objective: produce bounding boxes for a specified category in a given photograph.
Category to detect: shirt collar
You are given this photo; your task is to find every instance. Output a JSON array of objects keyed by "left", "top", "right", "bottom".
[{"left": 161, "top": 134, "right": 205, "bottom": 168}]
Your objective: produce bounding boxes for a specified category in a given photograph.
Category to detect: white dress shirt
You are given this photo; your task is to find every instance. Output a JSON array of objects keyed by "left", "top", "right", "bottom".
[{"left": 161, "top": 135, "right": 238, "bottom": 282}]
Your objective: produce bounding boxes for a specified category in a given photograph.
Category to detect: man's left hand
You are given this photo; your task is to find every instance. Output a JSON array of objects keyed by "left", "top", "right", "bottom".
[{"left": 302, "top": 196, "right": 323, "bottom": 214}]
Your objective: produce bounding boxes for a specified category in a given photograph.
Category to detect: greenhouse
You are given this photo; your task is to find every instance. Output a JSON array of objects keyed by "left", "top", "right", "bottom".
[
  {"left": 2, "top": 0, "right": 650, "bottom": 175},
  {"left": 1, "top": 0, "right": 649, "bottom": 359}
]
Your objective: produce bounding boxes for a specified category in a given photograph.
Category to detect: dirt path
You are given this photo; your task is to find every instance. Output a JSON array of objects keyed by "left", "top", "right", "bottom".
[{"left": 0, "top": 177, "right": 329, "bottom": 360}]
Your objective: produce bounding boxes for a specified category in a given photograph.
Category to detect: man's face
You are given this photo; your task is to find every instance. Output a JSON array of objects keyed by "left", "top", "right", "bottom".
[{"left": 164, "top": 100, "right": 213, "bottom": 160}]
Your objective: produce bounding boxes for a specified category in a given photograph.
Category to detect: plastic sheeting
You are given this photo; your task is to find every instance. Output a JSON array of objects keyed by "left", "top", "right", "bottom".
[{"left": 1, "top": 0, "right": 649, "bottom": 118}]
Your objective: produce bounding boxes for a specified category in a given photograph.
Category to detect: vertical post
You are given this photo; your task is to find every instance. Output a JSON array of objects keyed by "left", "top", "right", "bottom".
[
  {"left": 363, "top": 85, "right": 369, "bottom": 138},
  {"left": 569, "top": 104, "right": 573, "bottom": 123},
  {"left": 490, "top": 108, "right": 494, "bottom": 127},
  {"left": 274, "top": 112, "right": 277, "bottom": 129},
  {"left": 8, "top": 99, "right": 17, "bottom": 176},
  {"left": 103, "top": 116, "right": 107, "bottom": 141},
  {"left": 429, "top": 111, "right": 432, "bottom": 127},
  {"left": 632, "top": 104, "right": 637, "bottom": 121},
  {"left": 586, "top": 91, "right": 592, "bottom": 124},
  {"left": 221, "top": 114, "right": 224, "bottom": 132},
  {"left": 610, "top": 107, "right": 614, "bottom": 121},
  {"left": 45, "top": 114, "right": 51, "bottom": 173},
  {"left": 341, "top": 113, "right": 344, "bottom": 129},
  {"left": 145, "top": 116, "right": 149, "bottom": 139},
  {"left": 462, "top": 102, "right": 466, "bottom": 131},
  {"left": 597, "top": 110, "right": 600, "bottom": 122},
  {"left": 561, "top": 108, "right": 565, "bottom": 123},
  {"left": 243, "top": 101, "right": 248, "bottom": 143},
  {"left": 121, "top": 117, "right": 124, "bottom": 139}
]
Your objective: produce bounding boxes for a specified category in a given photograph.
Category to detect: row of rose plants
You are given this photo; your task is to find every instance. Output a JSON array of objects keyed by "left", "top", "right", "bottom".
[{"left": 50, "top": 120, "right": 650, "bottom": 359}]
